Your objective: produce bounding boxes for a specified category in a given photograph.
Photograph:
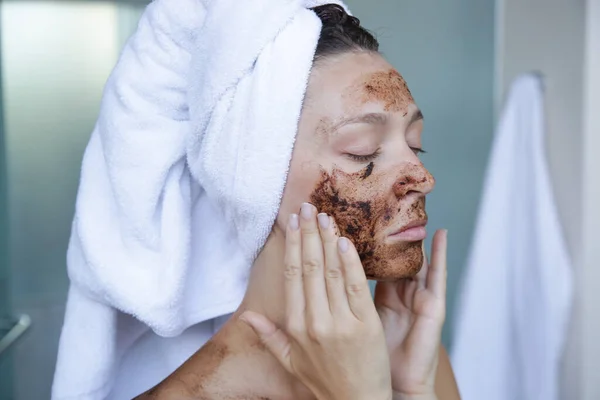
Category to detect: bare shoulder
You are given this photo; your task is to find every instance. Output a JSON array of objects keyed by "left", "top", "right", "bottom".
[{"left": 435, "top": 345, "right": 461, "bottom": 400}]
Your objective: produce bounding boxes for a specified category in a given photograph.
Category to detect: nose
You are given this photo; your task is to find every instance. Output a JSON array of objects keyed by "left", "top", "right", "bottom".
[{"left": 392, "top": 163, "right": 435, "bottom": 198}]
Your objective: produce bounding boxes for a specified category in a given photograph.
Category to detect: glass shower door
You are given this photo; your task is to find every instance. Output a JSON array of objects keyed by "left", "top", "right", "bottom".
[
  {"left": 0, "top": 2, "right": 147, "bottom": 398},
  {"left": 0, "top": 37, "right": 13, "bottom": 397}
]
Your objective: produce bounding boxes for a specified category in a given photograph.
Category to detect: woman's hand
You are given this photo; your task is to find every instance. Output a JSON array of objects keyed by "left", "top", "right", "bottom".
[
  {"left": 240, "top": 203, "right": 393, "bottom": 400},
  {"left": 374, "top": 230, "right": 448, "bottom": 400}
]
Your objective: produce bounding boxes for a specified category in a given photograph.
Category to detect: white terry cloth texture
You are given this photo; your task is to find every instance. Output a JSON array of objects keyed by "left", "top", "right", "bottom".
[
  {"left": 52, "top": 0, "right": 349, "bottom": 398},
  {"left": 450, "top": 74, "right": 573, "bottom": 400}
]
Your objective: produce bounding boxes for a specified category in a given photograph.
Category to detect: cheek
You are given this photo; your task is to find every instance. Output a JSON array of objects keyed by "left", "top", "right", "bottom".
[{"left": 275, "top": 157, "right": 322, "bottom": 230}]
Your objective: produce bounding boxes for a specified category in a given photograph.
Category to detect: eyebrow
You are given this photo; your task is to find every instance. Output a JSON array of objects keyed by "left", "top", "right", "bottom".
[
  {"left": 332, "top": 112, "right": 389, "bottom": 131},
  {"left": 332, "top": 109, "right": 424, "bottom": 132}
]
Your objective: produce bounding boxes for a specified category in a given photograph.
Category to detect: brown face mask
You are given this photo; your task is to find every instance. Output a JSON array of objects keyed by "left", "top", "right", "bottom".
[
  {"left": 309, "top": 162, "right": 433, "bottom": 281},
  {"left": 344, "top": 69, "right": 414, "bottom": 115}
]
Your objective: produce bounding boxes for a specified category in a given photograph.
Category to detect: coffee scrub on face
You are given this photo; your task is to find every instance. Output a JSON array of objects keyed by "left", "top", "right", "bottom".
[
  {"left": 310, "top": 162, "right": 432, "bottom": 281},
  {"left": 344, "top": 69, "right": 415, "bottom": 116}
]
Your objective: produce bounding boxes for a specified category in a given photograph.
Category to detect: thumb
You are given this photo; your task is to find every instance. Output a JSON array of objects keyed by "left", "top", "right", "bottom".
[{"left": 239, "top": 311, "right": 292, "bottom": 372}]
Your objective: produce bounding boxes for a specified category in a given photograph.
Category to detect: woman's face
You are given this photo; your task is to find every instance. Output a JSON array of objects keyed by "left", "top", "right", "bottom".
[{"left": 276, "top": 51, "right": 435, "bottom": 281}]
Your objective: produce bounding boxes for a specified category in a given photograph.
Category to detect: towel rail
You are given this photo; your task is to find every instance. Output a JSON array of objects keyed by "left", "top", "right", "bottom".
[{"left": 0, "top": 314, "right": 31, "bottom": 356}]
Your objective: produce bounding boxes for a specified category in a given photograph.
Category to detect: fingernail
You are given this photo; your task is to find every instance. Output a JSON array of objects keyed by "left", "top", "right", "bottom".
[
  {"left": 317, "top": 213, "right": 330, "bottom": 229},
  {"left": 338, "top": 237, "right": 349, "bottom": 253},
  {"left": 300, "top": 203, "right": 313, "bottom": 220},
  {"left": 289, "top": 214, "right": 299, "bottom": 231}
]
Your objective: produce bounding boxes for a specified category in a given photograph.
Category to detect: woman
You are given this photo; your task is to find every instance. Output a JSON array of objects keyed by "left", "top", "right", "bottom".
[{"left": 136, "top": 5, "right": 459, "bottom": 399}]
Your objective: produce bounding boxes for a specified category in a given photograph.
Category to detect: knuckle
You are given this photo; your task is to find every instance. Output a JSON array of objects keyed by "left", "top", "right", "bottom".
[
  {"left": 307, "top": 322, "right": 329, "bottom": 341},
  {"left": 301, "top": 226, "right": 320, "bottom": 236},
  {"left": 346, "top": 283, "right": 365, "bottom": 296},
  {"left": 302, "top": 258, "right": 322, "bottom": 274},
  {"left": 325, "top": 267, "right": 342, "bottom": 279},
  {"left": 284, "top": 263, "right": 302, "bottom": 279}
]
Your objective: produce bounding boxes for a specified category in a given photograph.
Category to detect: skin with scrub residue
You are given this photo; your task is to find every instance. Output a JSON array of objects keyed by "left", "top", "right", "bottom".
[
  {"left": 137, "top": 329, "right": 288, "bottom": 400},
  {"left": 344, "top": 69, "right": 415, "bottom": 115},
  {"left": 137, "top": 339, "right": 231, "bottom": 399},
  {"left": 310, "top": 162, "right": 433, "bottom": 280},
  {"left": 185, "top": 340, "right": 229, "bottom": 396}
]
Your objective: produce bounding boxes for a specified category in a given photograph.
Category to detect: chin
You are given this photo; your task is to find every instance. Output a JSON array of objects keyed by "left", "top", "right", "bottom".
[{"left": 362, "top": 241, "right": 424, "bottom": 281}]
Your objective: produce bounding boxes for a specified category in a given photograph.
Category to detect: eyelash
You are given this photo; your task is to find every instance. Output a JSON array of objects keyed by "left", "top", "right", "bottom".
[
  {"left": 346, "top": 147, "right": 427, "bottom": 163},
  {"left": 346, "top": 149, "right": 381, "bottom": 163}
]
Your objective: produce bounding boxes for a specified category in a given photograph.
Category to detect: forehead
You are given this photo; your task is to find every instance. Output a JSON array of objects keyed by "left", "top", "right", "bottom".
[
  {"left": 307, "top": 52, "right": 415, "bottom": 116},
  {"left": 344, "top": 70, "right": 413, "bottom": 115}
]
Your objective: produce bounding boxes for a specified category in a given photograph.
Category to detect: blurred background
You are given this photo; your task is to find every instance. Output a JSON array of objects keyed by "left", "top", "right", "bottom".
[{"left": 0, "top": 0, "right": 598, "bottom": 399}]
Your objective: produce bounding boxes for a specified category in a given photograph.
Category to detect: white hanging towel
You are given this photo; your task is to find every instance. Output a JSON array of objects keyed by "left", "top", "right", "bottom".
[
  {"left": 52, "top": 0, "right": 349, "bottom": 398},
  {"left": 451, "top": 74, "right": 573, "bottom": 400}
]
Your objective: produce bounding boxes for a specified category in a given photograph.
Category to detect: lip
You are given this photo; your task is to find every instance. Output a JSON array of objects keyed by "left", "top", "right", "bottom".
[{"left": 387, "top": 219, "right": 428, "bottom": 242}]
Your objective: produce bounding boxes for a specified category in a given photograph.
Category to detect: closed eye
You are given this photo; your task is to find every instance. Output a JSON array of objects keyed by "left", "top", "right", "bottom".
[
  {"left": 410, "top": 147, "right": 426, "bottom": 155},
  {"left": 346, "top": 149, "right": 381, "bottom": 163}
]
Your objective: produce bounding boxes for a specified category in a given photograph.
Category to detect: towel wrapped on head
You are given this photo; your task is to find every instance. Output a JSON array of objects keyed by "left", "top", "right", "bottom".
[{"left": 53, "top": 0, "right": 349, "bottom": 398}]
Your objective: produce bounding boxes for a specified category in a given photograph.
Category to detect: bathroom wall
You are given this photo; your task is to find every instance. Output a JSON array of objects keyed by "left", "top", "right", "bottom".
[
  {"left": 346, "top": 0, "right": 496, "bottom": 347},
  {"left": 496, "top": 0, "right": 600, "bottom": 398},
  {"left": 495, "top": 0, "right": 585, "bottom": 255},
  {"left": 0, "top": 2, "right": 144, "bottom": 398}
]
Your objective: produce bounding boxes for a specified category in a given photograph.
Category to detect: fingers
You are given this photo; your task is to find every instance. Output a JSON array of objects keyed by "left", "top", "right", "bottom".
[
  {"left": 299, "top": 203, "right": 330, "bottom": 322},
  {"left": 337, "top": 237, "right": 375, "bottom": 321},
  {"left": 427, "top": 229, "right": 447, "bottom": 300},
  {"left": 239, "top": 311, "right": 292, "bottom": 372},
  {"left": 318, "top": 214, "right": 350, "bottom": 316},
  {"left": 285, "top": 213, "right": 305, "bottom": 324},
  {"left": 285, "top": 204, "right": 373, "bottom": 328}
]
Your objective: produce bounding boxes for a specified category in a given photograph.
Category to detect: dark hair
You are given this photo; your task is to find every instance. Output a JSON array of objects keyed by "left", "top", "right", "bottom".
[{"left": 311, "top": 4, "right": 379, "bottom": 62}]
